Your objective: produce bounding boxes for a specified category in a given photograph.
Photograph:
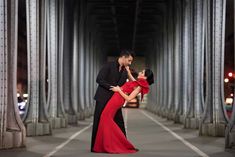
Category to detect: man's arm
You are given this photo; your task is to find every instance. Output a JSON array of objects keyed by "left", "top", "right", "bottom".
[
  {"left": 111, "top": 86, "right": 141, "bottom": 102},
  {"left": 96, "top": 63, "right": 113, "bottom": 90}
]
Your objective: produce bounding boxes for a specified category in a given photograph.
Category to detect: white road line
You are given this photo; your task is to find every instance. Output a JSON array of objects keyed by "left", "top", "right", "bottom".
[
  {"left": 141, "top": 110, "right": 209, "bottom": 157},
  {"left": 43, "top": 123, "right": 93, "bottom": 157}
]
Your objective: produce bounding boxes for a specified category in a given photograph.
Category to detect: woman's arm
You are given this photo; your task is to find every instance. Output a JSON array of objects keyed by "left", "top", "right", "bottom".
[
  {"left": 111, "top": 86, "right": 141, "bottom": 102},
  {"left": 125, "top": 66, "right": 136, "bottom": 81}
]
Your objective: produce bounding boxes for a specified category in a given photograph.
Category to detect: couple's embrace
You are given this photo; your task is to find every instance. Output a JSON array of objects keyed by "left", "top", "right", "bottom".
[{"left": 91, "top": 50, "right": 154, "bottom": 154}]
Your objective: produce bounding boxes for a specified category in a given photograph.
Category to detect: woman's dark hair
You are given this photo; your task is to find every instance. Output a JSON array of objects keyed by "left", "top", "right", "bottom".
[
  {"left": 144, "top": 69, "right": 154, "bottom": 85},
  {"left": 119, "top": 49, "right": 135, "bottom": 58}
]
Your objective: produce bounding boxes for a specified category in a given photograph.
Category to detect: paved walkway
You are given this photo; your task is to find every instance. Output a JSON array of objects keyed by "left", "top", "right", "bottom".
[{"left": 0, "top": 109, "right": 235, "bottom": 157}]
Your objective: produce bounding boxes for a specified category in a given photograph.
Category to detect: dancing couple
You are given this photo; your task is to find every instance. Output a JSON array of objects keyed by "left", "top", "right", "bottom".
[{"left": 91, "top": 50, "right": 154, "bottom": 154}]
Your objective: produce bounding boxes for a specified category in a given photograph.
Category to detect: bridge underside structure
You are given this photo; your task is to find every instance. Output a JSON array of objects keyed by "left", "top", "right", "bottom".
[{"left": 0, "top": 0, "right": 235, "bottom": 152}]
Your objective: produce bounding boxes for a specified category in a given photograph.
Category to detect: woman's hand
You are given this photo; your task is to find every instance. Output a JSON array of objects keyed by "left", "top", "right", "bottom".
[
  {"left": 125, "top": 66, "right": 131, "bottom": 74},
  {"left": 110, "top": 86, "right": 121, "bottom": 92}
]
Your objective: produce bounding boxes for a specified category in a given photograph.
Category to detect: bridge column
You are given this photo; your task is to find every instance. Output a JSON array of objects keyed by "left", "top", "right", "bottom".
[
  {"left": 77, "top": 0, "right": 87, "bottom": 120},
  {"left": 180, "top": 0, "right": 193, "bottom": 126},
  {"left": 0, "top": 0, "right": 26, "bottom": 149},
  {"left": 64, "top": 0, "right": 77, "bottom": 124},
  {"left": 184, "top": 0, "right": 205, "bottom": 129},
  {"left": 199, "top": 0, "right": 228, "bottom": 137},
  {"left": 23, "top": 0, "right": 51, "bottom": 136},
  {"left": 172, "top": 0, "right": 183, "bottom": 123},
  {"left": 47, "top": 0, "right": 67, "bottom": 129},
  {"left": 165, "top": 0, "right": 174, "bottom": 120},
  {"left": 84, "top": 9, "right": 92, "bottom": 118}
]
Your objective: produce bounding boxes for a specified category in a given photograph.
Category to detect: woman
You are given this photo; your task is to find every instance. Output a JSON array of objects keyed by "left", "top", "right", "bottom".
[{"left": 93, "top": 68, "right": 154, "bottom": 154}]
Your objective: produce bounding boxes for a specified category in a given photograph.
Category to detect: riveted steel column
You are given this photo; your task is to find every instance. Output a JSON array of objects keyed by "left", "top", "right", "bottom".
[
  {"left": 180, "top": 0, "right": 193, "bottom": 127},
  {"left": 63, "top": 0, "right": 75, "bottom": 124},
  {"left": 89, "top": 31, "right": 96, "bottom": 114},
  {"left": 147, "top": 40, "right": 158, "bottom": 113},
  {"left": 47, "top": 0, "right": 66, "bottom": 129},
  {"left": 0, "top": 0, "right": 26, "bottom": 149},
  {"left": 166, "top": 0, "right": 174, "bottom": 120},
  {"left": 57, "top": 0, "right": 67, "bottom": 123},
  {"left": 23, "top": 0, "right": 51, "bottom": 136},
  {"left": 77, "top": 0, "right": 86, "bottom": 120},
  {"left": 199, "top": 0, "right": 228, "bottom": 136},
  {"left": 171, "top": 0, "right": 183, "bottom": 122},
  {"left": 84, "top": 6, "right": 92, "bottom": 118},
  {"left": 179, "top": 0, "right": 192, "bottom": 123},
  {"left": 184, "top": 0, "right": 204, "bottom": 129},
  {"left": 161, "top": 7, "right": 169, "bottom": 117},
  {"left": 71, "top": 0, "right": 80, "bottom": 124},
  {"left": 155, "top": 41, "right": 163, "bottom": 115},
  {"left": 225, "top": 0, "right": 235, "bottom": 148}
]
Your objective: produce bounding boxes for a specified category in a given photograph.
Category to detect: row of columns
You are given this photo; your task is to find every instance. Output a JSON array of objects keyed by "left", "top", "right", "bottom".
[
  {"left": 0, "top": 0, "right": 104, "bottom": 149},
  {"left": 146, "top": 0, "right": 235, "bottom": 149}
]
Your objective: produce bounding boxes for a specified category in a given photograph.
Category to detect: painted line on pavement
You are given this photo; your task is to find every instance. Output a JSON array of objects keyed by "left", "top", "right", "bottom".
[
  {"left": 43, "top": 123, "right": 93, "bottom": 157},
  {"left": 141, "top": 110, "right": 209, "bottom": 157}
]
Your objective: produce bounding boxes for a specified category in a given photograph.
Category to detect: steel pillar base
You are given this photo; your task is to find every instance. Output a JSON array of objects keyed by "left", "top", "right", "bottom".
[
  {"left": 78, "top": 111, "right": 86, "bottom": 120},
  {"left": 184, "top": 117, "right": 199, "bottom": 129},
  {"left": 91, "top": 106, "right": 95, "bottom": 115},
  {"left": 84, "top": 108, "right": 92, "bottom": 118},
  {"left": 161, "top": 110, "right": 168, "bottom": 118},
  {"left": 174, "top": 114, "right": 182, "bottom": 124},
  {"left": 225, "top": 125, "right": 235, "bottom": 148},
  {"left": 49, "top": 117, "right": 67, "bottom": 129},
  {"left": 167, "top": 112, "right": 175, "bottom": 121},
  {"left": 26, "top": 123, "right": 51, "bottom": 136},
  {"left": 68, "top": 115, "right": 78, "bottom": 124},
  {"left": 179, "top": 115, "right": 185, "bottom": 124},
  {"left": 200, "top": 123, "right": 226, "bottom": 137},
  {"left": 156, "top": 108, "right": 163, "bottom": 117},
  {"left": 2, "top": 131, "right": 25, "bottom": 149}
]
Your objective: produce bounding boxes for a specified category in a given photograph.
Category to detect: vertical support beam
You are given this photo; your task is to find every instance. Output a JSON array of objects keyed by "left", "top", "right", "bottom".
[
  {"left": 200, "top": 0, "right": 228, "bottom": 137},
  {"left": 23, "top": 0, "right": 51, "bottom": 136},
  {"left": 84, "top": 21, "right": 91, "bottom": 118},
  {"left": 181, "top": 0, "right": 192, "bottom": 126},
  {"left": 148, "top": 39, "right": 158, "bottom": 113},
  {"left": 57, "top": 0, "right": 67, "bottom": 122},
  {"left": 0, "top": 0, "right": 26, "bottom": 149},
  {"left": 47, "top": 0, "right": 66, "bottom": 129},
  {"left": 185, "top": 0, "right": 205, "bottom": 129},
  {"left": 77, "top": 0, "right": 86, "bottom": 120},
  {"left": 161, "top": 6, "right": 169, "bottom": 117},
  {"left": 172, "top": 0, "right": 182, "bottom": 122},
  {"left": 62, "top": 0, "right": 74, "bottom": 124},
  {"left": 166, "top": 0, "right": 174, "bottom": 120},
  {"left": 71, "top": 0, "right": 80, "bottom": 123}
]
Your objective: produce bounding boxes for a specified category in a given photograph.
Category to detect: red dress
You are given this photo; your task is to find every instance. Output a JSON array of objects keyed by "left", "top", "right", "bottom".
[{"left": 93, "top": 78, "right": 149, "bottom": 154}]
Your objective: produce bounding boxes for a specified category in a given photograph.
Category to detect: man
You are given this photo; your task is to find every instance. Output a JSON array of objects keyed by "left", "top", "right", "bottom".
[{"left": 91, "top": 50, "right": 135, "bottom": 152}]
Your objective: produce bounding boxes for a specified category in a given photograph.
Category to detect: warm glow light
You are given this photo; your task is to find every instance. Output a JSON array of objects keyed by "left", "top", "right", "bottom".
[
  {"left": 228, "top": 72, "right": 233, "bottom": 77},
  {"left": 224, "top": 78, "right": 229, "bottom": 83},
  {"left": 231, "top": 93, "right": 234, "bottom": 97},
  {"left": 23, "top": 94, "right": 28, "bottom": 98},
  {"left": 17, "top": 93, "right": 20, "bottom": 97},
  {"left": 225, "top": 98, "right": 233, "bottom": 104}
]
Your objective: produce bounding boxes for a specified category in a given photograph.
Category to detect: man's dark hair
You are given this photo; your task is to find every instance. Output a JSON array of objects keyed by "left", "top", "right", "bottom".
[{"left": 119, "top": 49, "right": 135, "bottom": 58}]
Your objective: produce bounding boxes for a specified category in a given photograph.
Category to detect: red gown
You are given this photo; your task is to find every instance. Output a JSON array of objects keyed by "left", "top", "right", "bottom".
[{"left": 93, "top": 78, "right": 149, "bottom": 154}]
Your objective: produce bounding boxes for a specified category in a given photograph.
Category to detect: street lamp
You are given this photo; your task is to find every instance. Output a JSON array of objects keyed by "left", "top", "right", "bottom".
[
  {"left": 224, "top": 78, "right": 229, "bottom": 83},
  {"left": 228, "top": 72, "right": 233, "bottom": 77}
]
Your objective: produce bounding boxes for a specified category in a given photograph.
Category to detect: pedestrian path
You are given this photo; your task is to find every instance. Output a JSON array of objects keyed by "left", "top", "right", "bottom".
[{"left": 0, "top": 109, "right": 234, "bottom": 157}]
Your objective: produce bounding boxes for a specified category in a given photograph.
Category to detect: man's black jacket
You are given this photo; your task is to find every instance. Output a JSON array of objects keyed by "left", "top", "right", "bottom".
[{"left": 94, "top": 60, "right": 128, "bottom": 104}]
